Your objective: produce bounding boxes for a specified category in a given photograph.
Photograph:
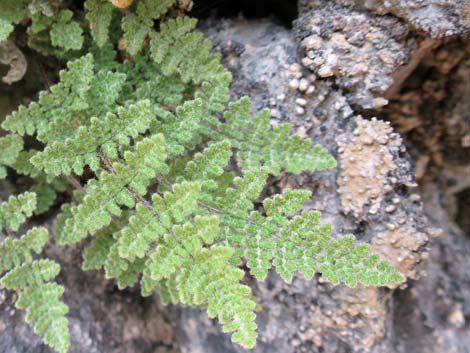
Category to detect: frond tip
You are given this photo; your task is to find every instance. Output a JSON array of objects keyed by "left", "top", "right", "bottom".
[{"left": 0, "top": 260, "right": 71, "bottom": 353}]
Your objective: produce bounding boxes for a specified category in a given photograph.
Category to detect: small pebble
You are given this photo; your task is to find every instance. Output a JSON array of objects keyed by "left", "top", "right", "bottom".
[
  {"left": 302, "top": 57, "right": 313, "bottom": 67},
  {"left": 289, "top": 79, "right": 299, "bottom": 90},
  {"left": 318, "top": 66, "right": 334, "bottom": 77},
  {"left": 296, "top": 106, "right": 305, "bottom": 115},
  {"left": 410, "top": 193, "right": 421, "bottom": 202},
  {"left": 306, "top": 85, "right": 315, "bottom": 95},
  {"left": 270, "top": 109, "right": 281, "bottom": 118},
  {"left": 299, "top": 78, "right": 309, "bottom": 92},
  {"left": 296, "top": 98, "right": 307, "bottom": 106},
  {"left": 313, "top": 57, "right": 325, "bottom": 66},
  {"left": 385, "top": 205, "right": 396, "bottom": 213},
  {"left": 373, "top": 97, "right": 389, "bottom": 108}
]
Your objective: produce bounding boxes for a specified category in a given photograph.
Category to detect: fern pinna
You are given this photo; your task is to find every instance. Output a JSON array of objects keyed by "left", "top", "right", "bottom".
[
  {"left": 0, "top": 0, "right": 405, "bottom": 351},
  {"left": 0, "top": 192, "right": 70, "bottom": 353}
]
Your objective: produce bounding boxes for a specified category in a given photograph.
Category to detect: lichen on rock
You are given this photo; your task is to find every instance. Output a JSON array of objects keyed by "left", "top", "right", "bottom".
[{"left": 336, "top": 116, "right": 401, "bottom": 218}]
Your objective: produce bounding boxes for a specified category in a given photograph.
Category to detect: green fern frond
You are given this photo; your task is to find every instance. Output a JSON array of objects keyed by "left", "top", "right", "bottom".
[
  {"left": 0, "top": 258, "right": 59, "bottom": 289},
  {"left": 0, "top": 1, "right": 28, "bottom": 40},
  {"left": 56, "top": 134, "right": 167, "bottom": 245},
  {"left": 219, "top": 97, "right": 337, "bottom": 174},
  {"left": 49, "top": 10, "right": 84, "bottom": 51},
  {"left": 0, "top": 134, "right": 23, "bottom": 178},
  {"left": 122, "top": 0, "right": 177, "bottom": 55},
  {"left": 2, "top": 54, "right": 94, "bottom": 140},
  {"left": 17, "top": 283, "right": 70, "bottom": 353},
  {"left": 84, "top": 0, "right": 114, "bottom": 47},
  {"left": 172, "top": 246, "right": 258, "bottom": 348},
  {"left": 1, "top": 260, "right": 70, "bottom": 353},
  {"left": 0, "top": 192, "right": 36, "bottom": 232},
  {"left": 31, "top": 100, "right": 153, "bottom": 176},
  {"left": 0, "top": 227, "right": 49, "bottom": 271}
]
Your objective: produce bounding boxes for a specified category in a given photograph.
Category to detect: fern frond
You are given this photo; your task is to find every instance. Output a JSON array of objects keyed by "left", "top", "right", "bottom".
[
  {"left": 0, "top": 6, "right": 408, "bottom": 351},
  {"left": 169, "top": 246, "right": 258, "bottom": 348},
  {"left": 49, "top": 10, "right": 84, "bottom": 51},
  {"left": 219, "top": 97, "right": 337, "bottom": 174},
  {"left": 84, "top": 0, "right": 114, "bottom": 47},
  {"left": 17, "top": 283, "right": 70, "bottom": 353},
  {"left": 0, "top": 259, "right": 60, "bottom": 289},
  {"left": 0, "top": 1, "right": 28, "bottom": 40},
  {"left": 122, "top": 0, "right": 177, "bottom": 55},
  {"left": 243, "top": 189, "right": 405, "bottom": 285},
  {"left": 0, "top": 227, "right": 49, "bottom": 271},
  {"left": 56, "top": 134, "right": 167, "bottom": 245},
  {"left": 1, "top": 260, "right": 70, "bottom": 353},
  {"left": 149, "top": 16, "right": 225, "bottom": 86},
  {"left": 0, "top": 192, "right": 36, "bottom": 232},
  {"left": 0, "top": 134, "right": 23, "bottom": 178},
  {"left": 2, "top": 55, "right": 94, "bottom": 141},
  {"left": 31, "top": 100, "right": 153, "bottom": 176}
]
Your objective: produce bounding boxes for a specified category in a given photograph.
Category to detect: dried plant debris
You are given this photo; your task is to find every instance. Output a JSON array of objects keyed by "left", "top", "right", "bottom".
[{"left": 0, "top": 41, "right": 27, "bottom": 85}]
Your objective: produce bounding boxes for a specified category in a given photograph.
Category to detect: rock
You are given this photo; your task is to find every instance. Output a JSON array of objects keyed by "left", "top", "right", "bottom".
[
  {"left": 293, "top": 0, "right": 416, "bottom": 110},
  {"left": 174, "top": 17, "right": 443, "bottom": 353},
  {"left": 299, "top": 0, "right": 470, "bottom": 38}
]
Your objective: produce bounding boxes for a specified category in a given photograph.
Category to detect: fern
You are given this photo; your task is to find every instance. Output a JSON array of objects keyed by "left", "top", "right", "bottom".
[
  {"left": 84, "top": 0, "right": 115, "bottom": 47},
  {"left": 0, "top": 193, "right": 70, "bottom": 353},
  {"left": 48, "top": 10, "right": 84, "bottom": 51},
  {"left": 0, "top": 0, "right": 28, "bottom": 41},
  {"left": 0, "top": 192, "right": 37, "bottom": 232},
  {"left": 122, "top": 0, "right": 177, "bottom": 55},
  {"left": 0, "top": 134, "right": 23, "bottom": 179},
  {"left": 0, "top": 2, "right": 407, "bottom": 352}
]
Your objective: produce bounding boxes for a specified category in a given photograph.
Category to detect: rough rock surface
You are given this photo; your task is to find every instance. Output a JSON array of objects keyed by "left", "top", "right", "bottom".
[
  {"left": 0, "top": 234, "right": 180, "bottom": 353},
  {"left": 294, "top": 0, "right": 416, "bottom": 109},
  {"left": 176, "top": 18, "right": 441, "bottom": 353},
  {"left": 299, "top": 0, "right": 470, "bottom": 38}
]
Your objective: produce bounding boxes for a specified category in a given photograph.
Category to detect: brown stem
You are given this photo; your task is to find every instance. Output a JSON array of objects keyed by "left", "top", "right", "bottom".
[
  {"left": 97, "top": 148, "right": 154, "bottom": 210},
  {"left": 37, "top": 59, "right": 51, "bottom": 93},
  {"left": 65, "top": 175, "right": 85, "bottom": 193}
]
